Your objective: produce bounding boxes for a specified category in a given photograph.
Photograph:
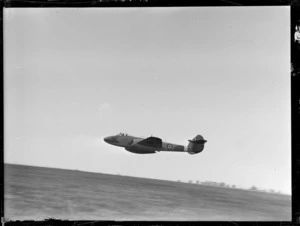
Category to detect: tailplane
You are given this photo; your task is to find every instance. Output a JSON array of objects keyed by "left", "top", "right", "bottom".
[{"left": 187, "top": 135, "right": 207, "bottom": 154}]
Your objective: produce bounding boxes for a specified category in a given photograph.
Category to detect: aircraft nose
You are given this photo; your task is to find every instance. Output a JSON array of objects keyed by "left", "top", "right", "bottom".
[
  {"left": 104, "top": 136, "right": 110, "bottom": 143},
  {"left": 104, "top": 136, "right": 119, "bottom": 144},
  {"left": 104, "top": 136, "right": 115, "bottom": 143}
]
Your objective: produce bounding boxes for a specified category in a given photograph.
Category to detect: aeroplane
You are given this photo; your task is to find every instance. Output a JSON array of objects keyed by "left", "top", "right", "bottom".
[{"left": 104, "top": 133, "right": 207, "bottom": 154}]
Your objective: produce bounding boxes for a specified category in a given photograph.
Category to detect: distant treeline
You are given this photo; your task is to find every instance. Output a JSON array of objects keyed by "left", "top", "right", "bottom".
[{"left": 176, "top": 180, "right": 283, "bottom": 194}]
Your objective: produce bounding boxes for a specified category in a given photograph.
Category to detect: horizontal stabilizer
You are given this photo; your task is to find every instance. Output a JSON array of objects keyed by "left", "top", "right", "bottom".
[
  {"left": 187, "top": 134, "right": 206, "bottom": 154},
  {"left": 188, "top": 134, "right": 207, "bottom": 144},
  {"left": 188, "top": 139, "right": 207, "bottom": 144}
]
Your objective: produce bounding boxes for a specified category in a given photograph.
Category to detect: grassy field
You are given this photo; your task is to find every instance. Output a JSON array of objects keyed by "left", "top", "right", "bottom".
[{"left": 4, "top": 164, "right": 291, "bottom": 221}]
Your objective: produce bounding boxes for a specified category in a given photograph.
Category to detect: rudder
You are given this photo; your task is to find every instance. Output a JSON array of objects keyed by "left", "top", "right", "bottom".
[{"left": 187, "top": 135, "right": 207, "bottom": 154}]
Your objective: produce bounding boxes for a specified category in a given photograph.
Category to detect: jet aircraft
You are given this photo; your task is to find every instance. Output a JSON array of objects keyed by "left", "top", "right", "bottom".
[{"left": 104, "top": 133, "right": 207, "bottom": 154}]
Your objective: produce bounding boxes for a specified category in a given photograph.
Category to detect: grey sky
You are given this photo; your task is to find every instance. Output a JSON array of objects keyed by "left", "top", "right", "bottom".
[{"left": 4, "top": 7, "right": 290, "bottom": 194}]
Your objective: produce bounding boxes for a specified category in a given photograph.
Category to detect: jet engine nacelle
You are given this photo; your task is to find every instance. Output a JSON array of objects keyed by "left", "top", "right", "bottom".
[
  {"left": 126, "top": 138, "right": 157, "bottom": 154},
  {"left": 187, "top": 135, "right": 207, "bottom": 155}
]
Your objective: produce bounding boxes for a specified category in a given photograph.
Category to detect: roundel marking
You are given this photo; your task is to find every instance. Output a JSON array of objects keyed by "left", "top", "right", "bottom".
[{"left": 167, "top": 144, "right": 173, "bottom": 150}]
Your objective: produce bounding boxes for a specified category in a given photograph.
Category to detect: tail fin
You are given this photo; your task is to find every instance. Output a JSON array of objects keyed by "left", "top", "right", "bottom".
[{"left": 187, "top": 135, "right": 207, "bottom": 155}]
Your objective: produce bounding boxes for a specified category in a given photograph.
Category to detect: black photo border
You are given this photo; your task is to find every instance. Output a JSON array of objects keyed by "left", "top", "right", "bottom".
[{"left": 1, "top": 1, "right": 299, "bottom": 225}]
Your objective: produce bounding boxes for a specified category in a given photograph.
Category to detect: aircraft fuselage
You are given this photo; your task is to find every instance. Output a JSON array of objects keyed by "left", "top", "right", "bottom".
[{"left": 104, "top": 133, "right": 207, "bottom": 154}]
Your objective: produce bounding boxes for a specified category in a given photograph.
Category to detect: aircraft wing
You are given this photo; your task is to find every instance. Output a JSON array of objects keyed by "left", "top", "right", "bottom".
[{"left": 137, "top": 137, "right": 162, "bottom": 149}]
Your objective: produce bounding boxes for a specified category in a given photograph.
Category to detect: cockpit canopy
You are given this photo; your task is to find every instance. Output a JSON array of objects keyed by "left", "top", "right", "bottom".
[{"left": 118, "top": 133, "right": 128, "bottom": 136}]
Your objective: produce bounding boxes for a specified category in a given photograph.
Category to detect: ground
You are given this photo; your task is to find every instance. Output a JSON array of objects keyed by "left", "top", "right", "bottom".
[{"left": 4, "top": 164, "right": 291, "bottom": 221}]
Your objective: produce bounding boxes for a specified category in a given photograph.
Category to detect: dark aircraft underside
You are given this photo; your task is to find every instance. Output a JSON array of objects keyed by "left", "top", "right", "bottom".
[{"left": 125, "top": 147, "right": 156, "bottom": 154}]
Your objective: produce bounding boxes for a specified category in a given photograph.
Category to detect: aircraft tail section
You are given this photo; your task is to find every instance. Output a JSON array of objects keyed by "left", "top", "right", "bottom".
[{"left": 187, "top": 135, "right": 207, "bottom": 154}]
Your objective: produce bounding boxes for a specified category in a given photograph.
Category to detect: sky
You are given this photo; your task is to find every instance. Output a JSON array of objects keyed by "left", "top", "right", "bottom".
[{"left": 4, "top": 7, "right": 291, "bottom": 194}]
